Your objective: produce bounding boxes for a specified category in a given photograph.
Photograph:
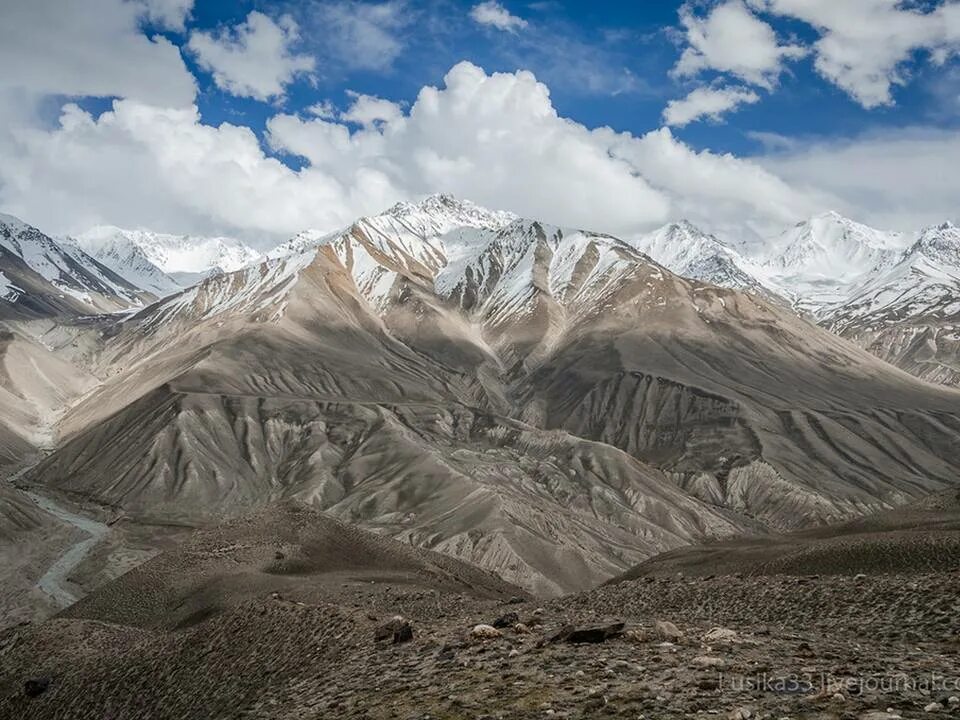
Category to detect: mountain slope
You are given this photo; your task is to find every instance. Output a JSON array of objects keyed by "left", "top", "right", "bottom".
[
  {"left": 638, "top": 212, "right": 960, "bottom": 387},
  {"left": 630, "top": 221, "right": 777, "bottom": 301},
  {"left": 819, "top": 222, "right": 960, "bottom": 385},
  {"left": 76, "top": 225, "right": 261, "bottom": 288},
  {"left": 17, "top": 197, "right": 960, "bottom": 596},
  {"left": 69, "top": 231, "right": 182, "bottom": 297},
  {"left": 0, "top": 214, "right": 152, "bottom": 318}
]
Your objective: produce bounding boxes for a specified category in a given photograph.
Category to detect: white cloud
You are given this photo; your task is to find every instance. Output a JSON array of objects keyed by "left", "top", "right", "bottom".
[
  {"left": 138, "top": 0, "right": 194, "bottom": 31},
  {"left": 603, "top": 126, "right": 831, "bottom": 238},
  {"left": 340, "top": 92, "right": 404, "bottom": 127},
  {"left": 187, "top": 12, "right": 315, "bottom": 101},
  {"left": 470, "top": 1, "right": 528, "bottom": 33},
  {"left": 758, "top": 127, "right": 960, "bottom": 230},
  {"left": 306, "top": 100, "right": 340, "bottom": 120},
  {"left": 674, "top": 0, "right": 805, "bottom": 89},
  {"left": 1, "top": 61, "right": 837, "bottom": 246},
  {"left": 0, "top": 0, "right": 196, "bottom": 108},
  {"left": 749, "top": 0, "right": 960, "bottom": 108},
  {"left": 663, "top": 85, "right": 761, "bottom": 126},
  {"left": 312, "top": 1, "right": 409, "bottom": 71}
]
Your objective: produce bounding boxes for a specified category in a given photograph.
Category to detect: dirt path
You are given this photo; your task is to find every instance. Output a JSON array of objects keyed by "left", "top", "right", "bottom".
[{"left": 24, "top": 491, "right": 110, "bottom": 607}]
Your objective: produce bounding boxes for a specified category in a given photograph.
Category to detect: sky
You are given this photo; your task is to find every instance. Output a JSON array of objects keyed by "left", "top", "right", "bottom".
[{"left": 1, "top": 0, "right": 959, "bottom": 248}]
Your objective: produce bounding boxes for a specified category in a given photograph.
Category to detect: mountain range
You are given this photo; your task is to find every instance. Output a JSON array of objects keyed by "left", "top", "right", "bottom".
[{"left": 2, "top": 196, "right": 960, "bottom": 596}]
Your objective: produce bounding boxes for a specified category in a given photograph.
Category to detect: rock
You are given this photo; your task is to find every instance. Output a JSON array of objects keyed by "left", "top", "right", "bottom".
[
  {"left": 513, "top": 623, "right": 531, "bottom": 634},
  {"left": 924, "top": 702, "right": 943, "bottom": 712},
  {"left": 507, "top": 596, "right": 525, "bottom": 604},
  {"left": 692, "top": 655, "right": 727, "bottom": 669},
  {"left": 470, "top": 624, "right": 503, "bottom": 641},
  {"left": 492, "top": 612, "right": 519, "bottom": 629},
  {"left": 274, "top": 550, "right": 285, "bottom": 560},
  {"left": 24, "top": 677, "right": 51, "bottom": 698},
  {"left": 374, "top": 616, "right": 413, "bottom": 644},
  {"left": 948, "top": 696, "right": 959, "bottom": 706},
  {"left": 654, "top": 620, "right": 683, "bottom": 641},
  {"left": 728, "top": 707, "right": 752, "bottom": 720},
  {"left": 854, "top": 573, "right": 868, "bottom": 582},
  {"left": 565, "top": 622, "right": 625, "bottom": 644},
  {"left": 547, "top": 624, "right": 575, "bottom": 643},
  {"left": 702, "top": 627, "right": 739, "bottom": 644},
  {"left": 624, "top": 628, "right": 649, "bottom": 643}
]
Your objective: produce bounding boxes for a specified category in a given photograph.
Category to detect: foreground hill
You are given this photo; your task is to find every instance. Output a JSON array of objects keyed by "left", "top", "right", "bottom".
[
  {"left": 612, "top": 488, "right": 960, "bottom": 581},
  {"left": 2, "top": 499, "right": 957, "bottom": 720},
  {"left": 14, "top": 196, "right": 960, "bottom": 596}
]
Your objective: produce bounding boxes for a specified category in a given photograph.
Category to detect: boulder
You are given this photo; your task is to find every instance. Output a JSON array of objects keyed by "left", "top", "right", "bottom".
[
  {"left": 374, "top": 616, "right": 414, "bottom": 644},
  {"left": 492, "top": 611, "right": 519, "bottom": 629},
  {"left": 470, "top": 624, "right": 503, "bottom": 641},
  {"left": 702, "top": 627, "right": 739, "bottom": 645},
  {"left": 624, "top": 628, "right": 650, "bottom": 643},
  {"left": 654, "top": 620, "right": 684, "bottom": 642},
  {"left": 551, "top": 621, "right": 625, "bottom": 644}
]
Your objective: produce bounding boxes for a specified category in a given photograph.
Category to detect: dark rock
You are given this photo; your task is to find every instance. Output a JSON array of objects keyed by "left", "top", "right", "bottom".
[
  {"left": 393, "top": 623, "right": 414, "bottom": 644},
  {"left": 24, "top": 677, "right": 50, "bottom": 698},
  {"left": 374, "top": 616, "right": 413, "bottom": 644},
  {"left": 274, "top": 551, "right": 285, "bottom": 560},
  {"left": 554, "top": 621, "right": 625, "bottom": 644},
  {"left": 507, "top": 596, "right": 525, "bottom": 604},
  {"left": 492, "top": 611, "right": 519, "bottom": 629},
  {"left": 548, "top": 624, "right": 575, "bottom": 643}
]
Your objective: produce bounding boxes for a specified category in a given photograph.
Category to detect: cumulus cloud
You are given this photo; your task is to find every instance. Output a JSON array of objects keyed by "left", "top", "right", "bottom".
[
  {"left": 310, "top": 1, "right": 409, "bottom": 71},
  {"left": 0, "top": 0, "right": 196, "bottom": 108},
  {"left": 674, "top": 0, "right": 805, "bottom": 89},
  {"left": 187, "top": 12, "right": 315, "bottom": 101},
  {"left": 470, "top": 1, "right": 528, "bottom": 33},
  {"left": 748, "top": 0, "right": 960, "bottom": 108},
  {"left": 603, "top": 126, "right": 831, "bottom": 238},
  {"left": 663, "top": 85, "right": 761, "bottom": 126},
  {"left": 758, "top": 127, "right": 960, "bottom": 230},
  {"left": 138, "top": 0, "right": 194, "bottom": 31},
  {"left": 339, "top": 92, "right": 404, "bottom": 127},
  {"left": 0, "top": 61, "right": 839, "bottom": 246}
]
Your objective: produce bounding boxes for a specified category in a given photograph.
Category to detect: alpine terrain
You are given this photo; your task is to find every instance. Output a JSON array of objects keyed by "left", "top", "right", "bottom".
[
  {"left": 1, "top": 196, "right": 958, "bottom": 719},
  {"left": 634, "top": 212, "right": 960, "bottom": 387}
]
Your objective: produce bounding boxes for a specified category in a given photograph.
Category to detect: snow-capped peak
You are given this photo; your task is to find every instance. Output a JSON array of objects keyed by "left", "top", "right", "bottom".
[
  {"left": 909, "top": 221, "right": 960, "bottom": 267},
  {"left": 628, "top": 219, "right": 773, "bottom": 298},
  {"left": 763, "top": 212, "right": 907, "bottom": 283},
  {"left": 0, "top": 213, "right": 146, "bottom": 312},
  {"left": 383, "top": 193, "right": 517, "bottom": 235},
  {"left": 77, "top": 226, "right": 262, "bottom": 277}
]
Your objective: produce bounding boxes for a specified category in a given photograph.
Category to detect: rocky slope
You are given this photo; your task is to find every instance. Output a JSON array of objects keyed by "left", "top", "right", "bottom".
[
  {"left": 9, "top": 196, "right": 960, "bottom": 598},
  {"left": 1, "top": 499, "right": 957, "bottom": 720}
]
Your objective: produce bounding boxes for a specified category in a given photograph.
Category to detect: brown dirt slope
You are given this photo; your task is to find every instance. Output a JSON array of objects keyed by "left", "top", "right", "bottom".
[
  {"left": 58, "top": 501, "right": 526, "bottom": 630},
  {"left": 611, "top": 488, "right": 960, "bottom": 581}
]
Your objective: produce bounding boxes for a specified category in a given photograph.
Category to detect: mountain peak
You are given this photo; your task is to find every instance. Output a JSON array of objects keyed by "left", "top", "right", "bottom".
[
  {"left": 382, "top": 194, "right": 516, "bottom": 231},
  {"left": 0, "top": 211, "right": 29, "bottom": 231}
]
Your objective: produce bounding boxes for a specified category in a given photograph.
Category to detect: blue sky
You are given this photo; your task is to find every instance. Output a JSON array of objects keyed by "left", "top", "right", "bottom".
[
  {"left": 1, "top": 0, "right": 959, "bottom": 245},
  {"left": 163, "top": 0, "right": 960, "bottom": 159}
]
